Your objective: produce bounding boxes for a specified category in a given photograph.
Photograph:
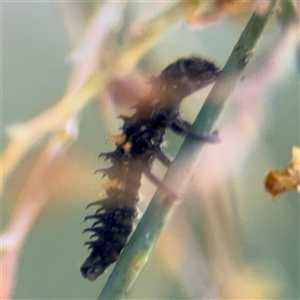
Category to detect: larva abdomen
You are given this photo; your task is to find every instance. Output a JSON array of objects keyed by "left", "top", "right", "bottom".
[{"left": 81, "top": 206, "right": 137, "bottom": 281}]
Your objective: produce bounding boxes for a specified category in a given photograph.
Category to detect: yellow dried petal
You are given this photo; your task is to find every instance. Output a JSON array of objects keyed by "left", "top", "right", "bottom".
[{"left": 264, "top": 146, "right": 300, "bottom": 200}]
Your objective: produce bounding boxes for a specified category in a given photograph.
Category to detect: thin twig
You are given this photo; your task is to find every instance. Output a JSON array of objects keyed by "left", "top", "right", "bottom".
[
  {"left": 97, "top": 2, "right": 278, "bottom": 299},
  {"left": 1, "top": 2, "right": 196, "bottom": 194},
  {"left": 1, "top": 118, "right": 78, "bottom": 299}
]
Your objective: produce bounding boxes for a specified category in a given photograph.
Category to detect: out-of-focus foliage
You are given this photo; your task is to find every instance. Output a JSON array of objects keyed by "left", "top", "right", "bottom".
[{"left": 1, "top": 1, "right": 299, "bottom": 299}]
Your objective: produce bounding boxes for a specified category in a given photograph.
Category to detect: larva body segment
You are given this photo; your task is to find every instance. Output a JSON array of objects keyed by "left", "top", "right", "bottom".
[{"left": 81, "top": 206, "right": 137, "bottom": 280}]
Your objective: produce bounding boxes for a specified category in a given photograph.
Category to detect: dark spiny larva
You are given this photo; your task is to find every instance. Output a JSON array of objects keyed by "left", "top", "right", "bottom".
[{"left": 81, "top": 57, "right": 220, "bottom": 281}]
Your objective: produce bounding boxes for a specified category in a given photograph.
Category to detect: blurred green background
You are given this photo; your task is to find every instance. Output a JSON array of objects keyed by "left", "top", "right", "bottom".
[{"left": 2, "top": 2, "right": 299, "bottom": 299}]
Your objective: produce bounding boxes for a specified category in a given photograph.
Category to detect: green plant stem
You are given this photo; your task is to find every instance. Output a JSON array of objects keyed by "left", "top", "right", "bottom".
[{"left": 98, "top": 2, "right": 277, "bottom": 299}]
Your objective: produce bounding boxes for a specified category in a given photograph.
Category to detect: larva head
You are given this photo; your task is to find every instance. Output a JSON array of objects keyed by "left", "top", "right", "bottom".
[
  {"left": 80, "top": 257, "right": 105, "bottom": 281},
  {"left": 158, "top": 57, "right": 220, "bottom": 100}
]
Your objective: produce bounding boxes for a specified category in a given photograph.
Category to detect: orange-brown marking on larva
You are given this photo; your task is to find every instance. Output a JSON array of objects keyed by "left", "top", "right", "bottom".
[
  {"left": 109, "top": 134, "right": 127, "bottom": 146},
  {"left": 122, "top": 141, "right": 132, "bottom": 153}
]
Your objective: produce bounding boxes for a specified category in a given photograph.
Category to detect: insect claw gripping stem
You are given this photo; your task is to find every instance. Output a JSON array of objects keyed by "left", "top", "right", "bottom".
[
  {"left": 188, "top": 129, "right": 220, "bottom": 144},
  {"left": 208, "top": 130, "right": 220, "bottom": 143},
  {"left": 81, "top": 57, "right": 220, "bottom": 281}
]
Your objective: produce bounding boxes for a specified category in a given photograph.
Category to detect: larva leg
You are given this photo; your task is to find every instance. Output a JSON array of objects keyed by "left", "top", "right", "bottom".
[
  {"left": 170, "top": 116, "right": 220, "bottom": 143},
  {"left": 156, "top": 148, "right": 172, "bottom": 167},
  {"left": 143, "top": 168, "right": 162, "bottom": 186},
  {"left": 143, "top": 168, "right": 177, "bottom": 200}
]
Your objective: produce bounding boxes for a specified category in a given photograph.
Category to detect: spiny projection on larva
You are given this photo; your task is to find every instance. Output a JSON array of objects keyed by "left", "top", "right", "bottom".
[{"left": 81, "top": 57, "right": 220, "bottom": 281}]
